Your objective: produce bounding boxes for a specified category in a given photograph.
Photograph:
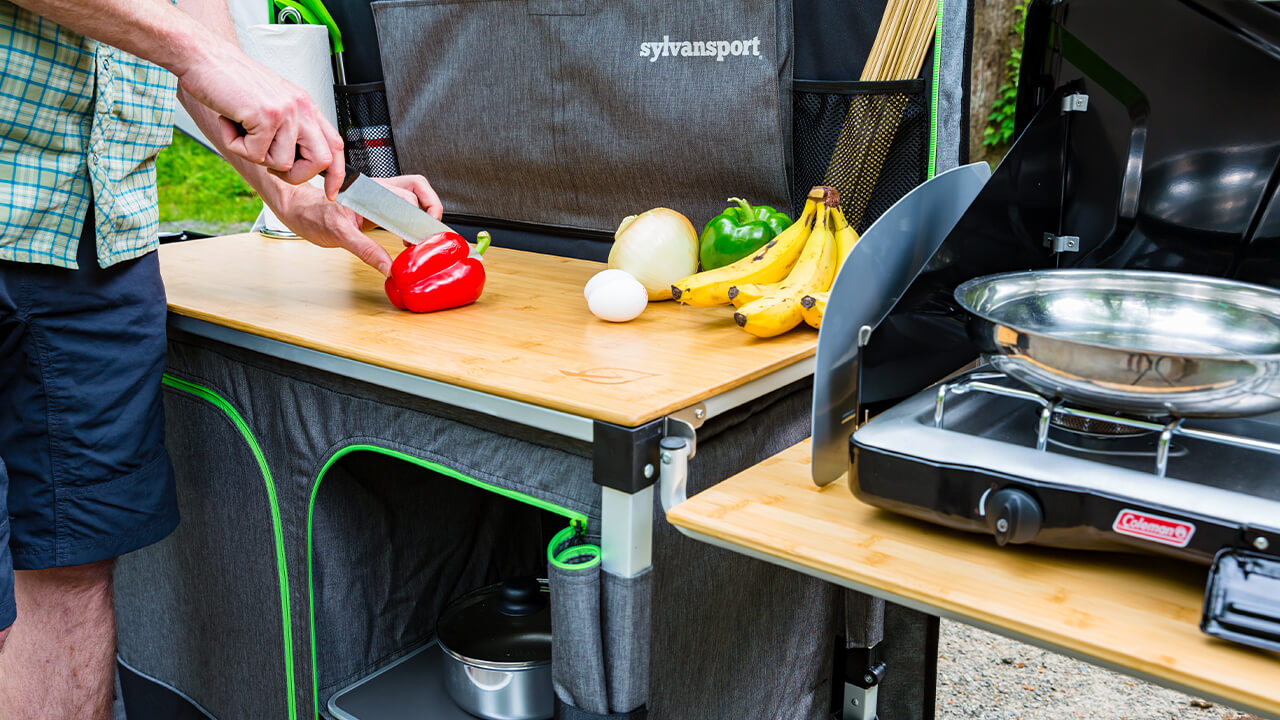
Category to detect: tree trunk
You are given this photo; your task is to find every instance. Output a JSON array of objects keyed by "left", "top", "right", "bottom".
[{"left": 969, "top": 0, "right": 1024, "bottom": 164}]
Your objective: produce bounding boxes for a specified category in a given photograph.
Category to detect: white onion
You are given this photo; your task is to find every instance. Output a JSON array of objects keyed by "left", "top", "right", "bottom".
[{"left": 607, "top": 208, "right": 699, "bottom": 301}]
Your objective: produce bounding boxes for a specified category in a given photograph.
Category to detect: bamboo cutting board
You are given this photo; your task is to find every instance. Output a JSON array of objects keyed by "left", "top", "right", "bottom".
[
  {"left": 158, "top": 232, "right": 816, "bottom": 426},
  {"left": 665, "top": 440, "right": 1280, "bottom": 719}
]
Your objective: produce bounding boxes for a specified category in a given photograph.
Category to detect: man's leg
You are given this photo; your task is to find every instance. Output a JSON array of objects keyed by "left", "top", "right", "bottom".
[{"left": 0, "top": 560, "right": 116, "bottom": 720}]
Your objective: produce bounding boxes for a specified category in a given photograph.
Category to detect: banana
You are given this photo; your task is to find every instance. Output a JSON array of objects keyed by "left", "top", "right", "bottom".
[
  {"left": 733, "top": 295, "right": 804, "bottom": 338},
  {"left": 733, "top": 198, "right": 839, "bottom": 338},
  {"left": 800, "top": 291, "right": 829, "bottom": 329},
  {"left": 728, "top": 282, "right": 780, "bottom": 309},
  {"left": 830, "top": 205, "right": 860, "bottom": 264},
  {"left": 670, "top": 190, "right": 822, "bottom": 307}
]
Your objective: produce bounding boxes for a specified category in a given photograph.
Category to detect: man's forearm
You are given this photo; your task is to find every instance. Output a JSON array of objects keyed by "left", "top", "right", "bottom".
[
  {"left": 170, "top": 0, "right": 298, "bottom": 211},
  {"left": 11, "top": 0, "right": 220, "bottom": 77}
]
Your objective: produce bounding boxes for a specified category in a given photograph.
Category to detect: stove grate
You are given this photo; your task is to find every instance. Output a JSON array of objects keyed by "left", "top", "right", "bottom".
[{"left": 933, "top": 372, "right": 1280, "bottom": 478}]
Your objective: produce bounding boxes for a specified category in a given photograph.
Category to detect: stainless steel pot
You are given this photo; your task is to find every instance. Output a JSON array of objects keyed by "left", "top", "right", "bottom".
[
  {"left": 436, "top": 578, "right": 553, "bottom": 720},
  {"left": 956, "top": 269, "right": 1280, "bottom": 417}
]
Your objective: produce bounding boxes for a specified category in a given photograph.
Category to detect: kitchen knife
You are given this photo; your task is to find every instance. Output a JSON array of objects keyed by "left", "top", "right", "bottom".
[{"left": 331, "top": 164, "right": 455, "bottom": 244}]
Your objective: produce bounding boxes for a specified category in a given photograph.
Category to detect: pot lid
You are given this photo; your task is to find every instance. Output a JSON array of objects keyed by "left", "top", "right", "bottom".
[{"left": 436, "top": 577, "right": 551, "bottom": 668}]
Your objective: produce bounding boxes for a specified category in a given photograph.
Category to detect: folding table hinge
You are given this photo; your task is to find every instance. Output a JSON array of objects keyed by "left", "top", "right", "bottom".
[
  {"left": 658, "top": 414, "right": 697, "bottom": 513},
  {"left": 1043, "top": 232, "right": 1080, "bottom": 253},
  {"left": 1061, "top": 93, "right": 1089, "bottom": 113}
]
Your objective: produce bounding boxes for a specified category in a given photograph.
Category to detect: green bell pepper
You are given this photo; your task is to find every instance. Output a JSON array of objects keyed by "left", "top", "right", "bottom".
[{"left": 698, "top": 197, "right": 792, "bottom": 270}]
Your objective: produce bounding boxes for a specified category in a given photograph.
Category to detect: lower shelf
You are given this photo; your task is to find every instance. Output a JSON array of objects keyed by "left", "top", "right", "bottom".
[{"left": 328, "top": 641, "right": 476, "bottom": 720}]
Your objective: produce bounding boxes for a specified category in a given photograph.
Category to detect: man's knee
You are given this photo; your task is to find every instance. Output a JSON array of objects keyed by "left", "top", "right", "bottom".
[{"left": 0, "top": 624, "right": 10, "bottom": 655}]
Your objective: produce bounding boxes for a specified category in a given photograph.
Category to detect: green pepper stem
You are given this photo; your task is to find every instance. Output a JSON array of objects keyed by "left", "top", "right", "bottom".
[
  {"left": 475, "top": 231, "right": 492, "bottom": 255},
  {"left": 729, "top": 197, "right": 755, "bottom": 225}
]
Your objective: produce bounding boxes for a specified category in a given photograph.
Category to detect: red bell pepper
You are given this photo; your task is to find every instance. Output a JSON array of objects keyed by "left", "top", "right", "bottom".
[{"left": 384, "top": 231, "right": 491, "bottom": 313}]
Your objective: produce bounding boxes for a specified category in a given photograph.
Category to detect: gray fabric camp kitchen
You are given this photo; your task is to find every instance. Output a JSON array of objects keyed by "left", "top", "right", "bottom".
[{"left": 113, "top": 0, "right": 976, "bottom": 717}]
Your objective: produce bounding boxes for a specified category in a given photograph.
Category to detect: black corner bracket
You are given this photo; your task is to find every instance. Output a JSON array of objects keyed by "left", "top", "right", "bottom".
[{"left": 592, "top": 419, "right": 665, "bottom": 494}]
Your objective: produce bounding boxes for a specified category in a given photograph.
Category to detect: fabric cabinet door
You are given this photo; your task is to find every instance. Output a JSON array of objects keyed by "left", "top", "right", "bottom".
[{"left": 372, "top": 0, "right": 793, "bottom": 235}]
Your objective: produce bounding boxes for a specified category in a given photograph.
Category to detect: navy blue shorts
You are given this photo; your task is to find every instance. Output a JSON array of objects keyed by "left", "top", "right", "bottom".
[{"left": 0, "top": 210, "right": 179, "bottom": 630}]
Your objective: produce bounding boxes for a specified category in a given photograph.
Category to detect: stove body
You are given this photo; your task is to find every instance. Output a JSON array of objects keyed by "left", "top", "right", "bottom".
[{"left": 828, "top": 0, "right": 1280, "bottom": 651}]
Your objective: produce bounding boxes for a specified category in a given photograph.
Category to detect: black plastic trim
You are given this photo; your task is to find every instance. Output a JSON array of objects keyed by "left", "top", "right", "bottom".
[
  {"left": 445, "top": 213, "right": 614, "bottom": 243},
  {"left": 591, "top": 419, "right": 664, "bottom": 493}
]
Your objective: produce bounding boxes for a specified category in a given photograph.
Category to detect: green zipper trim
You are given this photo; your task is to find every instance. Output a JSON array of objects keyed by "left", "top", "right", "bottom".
[
  {"left": 161, "top": 375, "right": 297, "bottom": 720},
  {"left": 307, "top": 444, "right": 587, "bottom": 715},
  {"left": 546, "top": 525, "right": 602, "bottom": 571},
  {"left": 927, "top": 0, "right": 945, "bottom": 178}
]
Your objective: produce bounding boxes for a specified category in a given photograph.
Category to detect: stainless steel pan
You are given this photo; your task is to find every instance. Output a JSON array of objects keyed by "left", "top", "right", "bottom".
[{"left": 956, "top": 270, "right": 1280, "bottom": 417}]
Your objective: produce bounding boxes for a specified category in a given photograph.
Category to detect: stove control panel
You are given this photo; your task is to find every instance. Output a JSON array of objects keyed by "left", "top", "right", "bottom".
[{"left": 983, "top": 488, "right": 1043, "bottom": 546}]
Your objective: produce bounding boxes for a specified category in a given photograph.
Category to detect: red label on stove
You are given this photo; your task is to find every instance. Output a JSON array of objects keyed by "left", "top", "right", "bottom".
[{"left": 1112, "top": 509, "right": 1195, "bottom": 548}]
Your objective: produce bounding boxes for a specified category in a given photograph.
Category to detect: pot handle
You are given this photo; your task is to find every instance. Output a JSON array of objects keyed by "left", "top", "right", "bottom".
[{"left": 497, "top": 576, "right": 547, "bottom": 617}]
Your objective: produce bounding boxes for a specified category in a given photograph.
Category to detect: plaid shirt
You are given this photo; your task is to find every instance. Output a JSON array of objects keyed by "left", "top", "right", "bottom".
[{"left": 0, "top": 3, "right": 176, "bottom": 269}]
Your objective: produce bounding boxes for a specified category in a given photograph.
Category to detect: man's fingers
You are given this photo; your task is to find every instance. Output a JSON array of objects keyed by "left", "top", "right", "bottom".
[
  {"left": 281, "top": 113, "right": 336, "bottom": 187},
  {"left": 339, "top": 230, "right": 393, "bottom": 276},
  {"left": 405, "top": 175, "right": 445, "bottom": 219},
  {"left": 262, "top": 116, "right": 299, "bottom": 173}
]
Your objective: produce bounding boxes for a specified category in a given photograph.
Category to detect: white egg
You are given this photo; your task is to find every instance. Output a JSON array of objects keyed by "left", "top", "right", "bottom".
[
  {"left": 587, "top": 274, "right": 648, "bottom": 323},
  {"left": 584, "top": 269, "right": 637, "bottom": 302}
]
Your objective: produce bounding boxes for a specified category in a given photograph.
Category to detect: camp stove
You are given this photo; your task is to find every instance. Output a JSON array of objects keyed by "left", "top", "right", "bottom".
[
  {"left": 850, "top": 367, "right": 1280, "bottom": 650},
  {"left": 810, "top": 0, "right": 1280, "bottom": 652}
]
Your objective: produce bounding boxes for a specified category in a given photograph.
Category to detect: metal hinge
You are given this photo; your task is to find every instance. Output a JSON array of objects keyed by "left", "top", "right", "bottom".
[
  {"left": 1061, "top": 93, "right": 1089, "bottom": 113},
  {"left": 1043, "top": 232, "right": 1080, "bottom": 253}
]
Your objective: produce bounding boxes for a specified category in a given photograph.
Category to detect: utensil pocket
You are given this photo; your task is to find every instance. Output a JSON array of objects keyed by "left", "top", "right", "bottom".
[
  {"left": 372, "top": 0, "right": 792, "bottom": 236},
  {"left": 334, "top": 81, "right": 401, "bottom": 177},
  {"left": 792, "top": 79, "right": 929, "bottom": 232}
]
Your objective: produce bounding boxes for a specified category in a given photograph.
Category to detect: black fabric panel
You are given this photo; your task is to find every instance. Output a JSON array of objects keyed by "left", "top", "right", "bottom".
[
  {"left": 312, "top": 452, "right": 547, "bottom": 700},
  {"left": 324, "top": 0, "right": 384, "bottom": 83},
  {"left": 119, "top": 660, "right": 209, "bottom": 720},
  {"left": 447, "top": 217, "right": 611, "bottom": 263},
  {"left": 793, "top": 0, "right": 890, "bottom": 81}
]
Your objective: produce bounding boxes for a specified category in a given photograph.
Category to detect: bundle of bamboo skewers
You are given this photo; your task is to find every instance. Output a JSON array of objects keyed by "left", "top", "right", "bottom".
[{"left": 822, "top": 0, "right": 939, "bottom": 229}]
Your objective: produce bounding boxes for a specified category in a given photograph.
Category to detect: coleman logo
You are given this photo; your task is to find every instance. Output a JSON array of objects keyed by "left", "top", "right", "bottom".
[
  {"left": 639, "top": 36, "right": 762, "bottom": 62},
  {"left": 1112, "top": 509, "right": 1195, "bottom": 547}
]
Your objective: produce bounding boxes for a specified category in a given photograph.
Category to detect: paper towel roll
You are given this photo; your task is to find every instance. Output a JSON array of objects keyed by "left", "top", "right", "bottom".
[
  {"left": 241, "top": 24, "right": 337, "bottom": 126},
  {"left": 240, "top": 24, "right": 337, "bottom": 235}
]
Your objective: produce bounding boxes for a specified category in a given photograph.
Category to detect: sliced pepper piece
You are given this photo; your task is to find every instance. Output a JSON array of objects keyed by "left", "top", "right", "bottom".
[
  {"left": 385, "top": 231, "right": 491, "bottom": 313},
  {"left": 698, "top": 197, "right": 792, "bottom": 270}
]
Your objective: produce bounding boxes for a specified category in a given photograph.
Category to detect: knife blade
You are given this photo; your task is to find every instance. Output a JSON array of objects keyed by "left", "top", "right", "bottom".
[{"left": 331, "top": 164, "right": 454, "bottom": 244}]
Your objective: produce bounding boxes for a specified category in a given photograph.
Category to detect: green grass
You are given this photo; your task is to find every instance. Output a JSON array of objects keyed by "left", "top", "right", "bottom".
[{"left": 157, "top": 130, "right": 262, "bottom": 234}]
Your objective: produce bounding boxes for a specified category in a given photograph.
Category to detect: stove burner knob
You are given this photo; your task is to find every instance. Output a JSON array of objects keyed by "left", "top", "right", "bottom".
[{"left": 985, "top": 488, "right": 1042, "bottom": 546}]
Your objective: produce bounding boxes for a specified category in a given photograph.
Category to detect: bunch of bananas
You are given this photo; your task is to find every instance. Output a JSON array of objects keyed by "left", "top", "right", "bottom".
[{"left": 670, "top": 187, "right": 858, "bottom": 338}]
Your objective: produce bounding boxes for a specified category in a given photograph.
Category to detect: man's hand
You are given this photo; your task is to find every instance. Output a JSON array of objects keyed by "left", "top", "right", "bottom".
[
  {"left": 174, "top": 40, "right": 347, "bottom": 199},
  {"left": 272, "top": 175, "right": 445, "bottom": 276}
]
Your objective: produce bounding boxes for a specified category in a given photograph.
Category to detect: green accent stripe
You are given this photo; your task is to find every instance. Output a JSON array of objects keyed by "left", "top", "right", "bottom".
[
  {"left": 306, "top": 444, "right": 587, "bottom": 715},
  {"left": 928, "top": 0, "right": 945, "bottom": 178},
  {"left": 161, "top": 374, "right": 297, "bottom": 720}
]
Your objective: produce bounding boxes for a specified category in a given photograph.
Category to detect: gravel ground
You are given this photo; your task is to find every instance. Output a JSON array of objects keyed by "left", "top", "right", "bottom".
[{"left": 936, "top": 621, "right": 1261, "bottom": 720}]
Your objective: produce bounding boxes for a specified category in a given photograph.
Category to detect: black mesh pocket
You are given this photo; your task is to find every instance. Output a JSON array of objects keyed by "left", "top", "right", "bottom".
[
  {"left": 335, "top": 81, "right": 401, "bottom": 177},
  {"left": 792, "top": 79, "right": 928, "bottom": 233}
]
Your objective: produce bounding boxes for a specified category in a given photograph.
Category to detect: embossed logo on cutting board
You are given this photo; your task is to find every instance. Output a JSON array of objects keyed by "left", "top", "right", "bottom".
[{"left": 561, "top": 368, "right": 659, "bottom": 385}]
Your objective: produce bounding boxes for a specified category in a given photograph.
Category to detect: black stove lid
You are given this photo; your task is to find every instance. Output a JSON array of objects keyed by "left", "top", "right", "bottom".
[{"left": 1017, "top": 0, "right": 1280, "bottom": 280}]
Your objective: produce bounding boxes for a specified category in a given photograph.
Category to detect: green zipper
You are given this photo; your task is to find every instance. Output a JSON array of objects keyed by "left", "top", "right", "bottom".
[
  {"left": 927, "top": 0, "right": 945, "bottom": 178},
  {"left": 547, "top": 524, "right": 601, "bottom": 571},
  {"left": 161, "top": 375, "right": 297, "bottom": 720},
  {"left": 306, "top": 444, "right": 587, "bottom": 715}
]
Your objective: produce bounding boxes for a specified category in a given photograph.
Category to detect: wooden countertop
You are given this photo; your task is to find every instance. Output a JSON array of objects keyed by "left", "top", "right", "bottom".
[
  {"left": 158, "top": 232, "right": 815, "bottom": 427},
  {"left": 666, "top": 440, "right": 1280, "bottom": 719}
]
